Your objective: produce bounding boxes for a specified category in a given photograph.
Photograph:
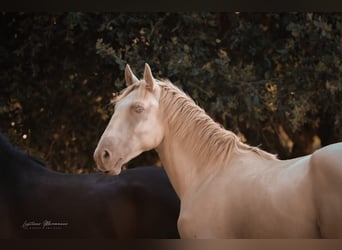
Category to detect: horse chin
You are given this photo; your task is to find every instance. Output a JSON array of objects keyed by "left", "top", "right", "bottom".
[
  {"left": 108, "top": 157, "right": 125, "bottom": 175},
  {"left": 108, "top": 166, "right": 122, "bottom": 176},
  {"left": 108, "top": 150, "right": 142, "bottom": 175}
]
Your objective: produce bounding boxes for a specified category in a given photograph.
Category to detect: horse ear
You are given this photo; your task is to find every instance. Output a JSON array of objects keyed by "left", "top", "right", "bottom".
[
  {"left": 125, "top": 64, "right": 139, "bottom": 86},
  {"left": 143, "top": 63, "right": 155, "bottom": 91}
]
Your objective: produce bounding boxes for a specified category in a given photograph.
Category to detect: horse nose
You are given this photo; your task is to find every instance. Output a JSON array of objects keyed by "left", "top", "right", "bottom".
[
  {"left": 94, "top": 144, "right": 114, "bottom": 171},
  {"left": 102, "top": 149, "right": 111, "bottom": 161}
]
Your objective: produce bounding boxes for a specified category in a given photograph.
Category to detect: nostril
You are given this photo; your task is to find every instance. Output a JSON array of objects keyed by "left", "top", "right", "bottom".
[{"left": 103, "top": 150, "right": 111, "bottom": 161}]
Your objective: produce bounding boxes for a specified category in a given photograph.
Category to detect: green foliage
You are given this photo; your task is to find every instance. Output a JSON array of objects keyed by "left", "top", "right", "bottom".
[{"left": 1, "top": 12, "right": 341, "bottom": 173}]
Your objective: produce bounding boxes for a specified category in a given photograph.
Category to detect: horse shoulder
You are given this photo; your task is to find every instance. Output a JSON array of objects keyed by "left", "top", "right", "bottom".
[
  {"left": 310, "top": 142, "right": 342, "bottom": 186},
  {"left": 309, "top": 142, "right": 342, "bottom": 238}
]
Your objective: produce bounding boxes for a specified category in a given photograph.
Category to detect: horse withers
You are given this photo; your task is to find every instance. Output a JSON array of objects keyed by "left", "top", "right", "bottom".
[
  {"left": 0, "top": 132, "right": 180, "bottom": 238},
  {"left": 94, "top": 63, "right": 342, "bottom": 238}
]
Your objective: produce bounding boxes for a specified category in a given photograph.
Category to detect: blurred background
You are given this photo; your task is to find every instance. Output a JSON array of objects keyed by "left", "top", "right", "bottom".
[{"left": 0, "top": 12, "right": 341, "bottom": 173}]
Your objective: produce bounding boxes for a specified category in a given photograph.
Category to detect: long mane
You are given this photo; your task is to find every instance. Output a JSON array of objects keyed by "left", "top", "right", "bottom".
[{"left": 157, "top": 80, "right": 276, "bottom": 165}]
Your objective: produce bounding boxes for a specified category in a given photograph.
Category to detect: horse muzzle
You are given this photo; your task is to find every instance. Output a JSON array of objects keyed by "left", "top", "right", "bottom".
[{"left": 93, "top": 137, "right": 124, "bottom": 175}]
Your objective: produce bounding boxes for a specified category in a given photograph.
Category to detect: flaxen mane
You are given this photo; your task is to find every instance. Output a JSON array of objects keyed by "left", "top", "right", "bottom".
[{"left": 157, "top": 79, "right": 276, "bottom": 166}]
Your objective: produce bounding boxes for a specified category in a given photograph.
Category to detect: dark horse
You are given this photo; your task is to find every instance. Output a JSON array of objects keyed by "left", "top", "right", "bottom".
[{"left": 0, "top": 133, "right": 180, "bottom": 238}]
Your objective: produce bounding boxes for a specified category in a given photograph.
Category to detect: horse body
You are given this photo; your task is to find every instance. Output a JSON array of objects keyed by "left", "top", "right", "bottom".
[
  {"left": 176, "top": 156, "right": 318, "bottom": 238},
  {"left": 94, "top": 63, "right": 342, "bottom": 238},
  {"left": 158, "top": 133, "right": 320, "bottom": 238},
  {"left": 0, "top": 133, "right": 180, "bottom": 238}
]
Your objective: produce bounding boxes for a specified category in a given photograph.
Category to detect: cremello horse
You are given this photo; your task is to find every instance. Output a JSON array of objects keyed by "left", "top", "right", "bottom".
[{"left": 94, "top": 63, "right": 342, "bottom": 238}]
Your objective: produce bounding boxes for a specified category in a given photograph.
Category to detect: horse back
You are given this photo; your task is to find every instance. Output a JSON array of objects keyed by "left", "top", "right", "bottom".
[{"left": 114, "top": 167, "right": 180, "bottom": 238}]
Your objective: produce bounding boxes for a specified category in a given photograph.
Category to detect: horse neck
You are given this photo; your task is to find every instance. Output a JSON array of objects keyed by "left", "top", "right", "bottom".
[
  {"left": 155, "top": 85, "right": 276, "bottom": 198},
  {"left": 0, "top": 143, "right": 50, "bottom": 186},
  {"left": 156, "top": 134, "right": 204, "bottom": 199},
  {"left": 156, "top": 96, "right": 237, "bottom": 198}
]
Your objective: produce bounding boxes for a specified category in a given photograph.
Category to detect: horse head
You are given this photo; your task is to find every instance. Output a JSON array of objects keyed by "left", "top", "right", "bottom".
[{"left": 94, "top": 64, "right": 164, "bottom": 175}]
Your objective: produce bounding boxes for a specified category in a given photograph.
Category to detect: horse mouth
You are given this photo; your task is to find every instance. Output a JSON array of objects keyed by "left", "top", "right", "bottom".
[{"left": 107, "top": 157, "right": 124, "bottom": 175}]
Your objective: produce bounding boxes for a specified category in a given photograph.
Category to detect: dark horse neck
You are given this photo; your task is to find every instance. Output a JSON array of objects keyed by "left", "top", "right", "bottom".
[{"left": 0, "top": 134, "right": 51, "bottom": 187}]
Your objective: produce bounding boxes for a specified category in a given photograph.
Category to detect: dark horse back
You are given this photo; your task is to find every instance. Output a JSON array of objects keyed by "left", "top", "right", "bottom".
[
  {"left": 0, "top": 133, "right": 180, "bottom": 238},
  {"left": 116, "top": 167, "right": 180, "bottom": 238}
]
